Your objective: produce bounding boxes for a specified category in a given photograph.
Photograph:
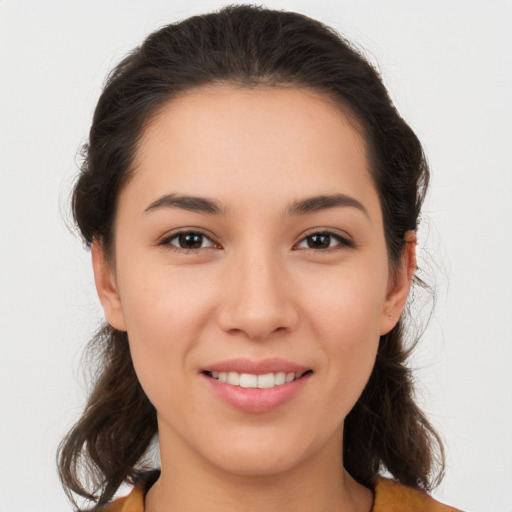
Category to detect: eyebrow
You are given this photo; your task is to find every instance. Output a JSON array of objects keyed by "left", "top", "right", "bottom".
[
  {"left": 143, "top": 192, "right": 368, "bottom": 218},
  {"left": 286, "top": 193, "right": 369, "bottom": 218},
  {"left": 144, "top": 194, "right": 225, "bottom": 215}
]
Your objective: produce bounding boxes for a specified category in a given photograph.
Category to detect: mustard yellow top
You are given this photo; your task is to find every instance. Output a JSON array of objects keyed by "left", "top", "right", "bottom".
[{"left": 102, "top": 476, "right": 461, "bottom": 512}]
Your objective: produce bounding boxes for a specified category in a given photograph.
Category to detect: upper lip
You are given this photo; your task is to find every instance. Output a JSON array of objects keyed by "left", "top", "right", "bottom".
[{"left": 203, "top": 358, "right": 311, "bottom": 375}]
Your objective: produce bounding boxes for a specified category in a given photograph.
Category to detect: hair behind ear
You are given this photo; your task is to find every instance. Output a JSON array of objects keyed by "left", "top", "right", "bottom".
[
  {"left": 343, "top": 319, "right": 445, "bottom": 491},
  {"left": 57, "top": 325, "right": 158, "bottom": 508}
]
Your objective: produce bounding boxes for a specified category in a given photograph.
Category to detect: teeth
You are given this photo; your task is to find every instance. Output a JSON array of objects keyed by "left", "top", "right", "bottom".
[
  {"left": 209, "top": 370, "right": 303, "bottom": 388},
  {"left": 227, "top": 371, "right": 240, "bottom": 385},
  {"left": 274, "top": 372, "right": 286, "bottom": 385},
  {"left": 240, "top": 373, "right": 258, "bottom": 388},
  {"left": 257, "top": 373, "right": 275, "bottom": 388}
]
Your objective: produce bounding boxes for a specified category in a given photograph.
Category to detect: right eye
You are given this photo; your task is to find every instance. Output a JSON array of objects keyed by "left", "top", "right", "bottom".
[{"left": 160, "top": 231, "right": 218, "bottom": 252}]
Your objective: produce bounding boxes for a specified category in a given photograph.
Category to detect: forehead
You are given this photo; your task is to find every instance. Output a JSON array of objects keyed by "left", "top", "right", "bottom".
[
  {"left": 138, "top": 84, "right": 366, "bottom": 161},
  {"left": 125, "top": 85, "right": 378, "bottom": 217}
]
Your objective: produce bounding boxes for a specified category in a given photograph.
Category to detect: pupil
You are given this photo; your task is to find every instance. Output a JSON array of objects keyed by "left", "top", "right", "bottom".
[
  {"left": 308, "top": 233, "right": 330, "bottom": 249},
  {"left": 179, "top": 233, "right": 203, "bottom": 249}
]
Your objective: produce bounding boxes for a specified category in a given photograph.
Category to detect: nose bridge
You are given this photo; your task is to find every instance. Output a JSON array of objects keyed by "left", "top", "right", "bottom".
[{"left": 219, "top": 241, "right": 296, "bottom": 339}]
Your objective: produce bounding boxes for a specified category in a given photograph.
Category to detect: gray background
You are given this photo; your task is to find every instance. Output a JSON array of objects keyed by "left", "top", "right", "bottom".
[{"left": 1, "top": 1, "right": 511, "bottom": 510}]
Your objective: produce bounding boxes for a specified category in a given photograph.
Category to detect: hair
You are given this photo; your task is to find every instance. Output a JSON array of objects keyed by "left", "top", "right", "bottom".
[{"left": 58, "top": 4, "right": 444, "bottom": 509}]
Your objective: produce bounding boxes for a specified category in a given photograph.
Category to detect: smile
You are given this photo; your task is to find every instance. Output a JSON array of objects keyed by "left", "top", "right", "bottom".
[
  {"left": 202, "top": 361, "right": 313, "bottom": 413},
  {"left": 205, "top": 370, "right": 307, "bottom": 389}
]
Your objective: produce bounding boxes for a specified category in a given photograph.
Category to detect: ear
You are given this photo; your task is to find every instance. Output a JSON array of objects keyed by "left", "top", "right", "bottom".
[
  {"left": 91, "top": 242, "right": 127, "bottom": 331},
  {"left": 379, "top": 231, "right": 417, "bottom": 335}
]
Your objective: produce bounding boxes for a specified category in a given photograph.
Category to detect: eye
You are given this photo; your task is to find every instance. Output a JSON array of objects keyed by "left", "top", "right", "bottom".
[
  {"left": 295, "top": 231, "right": 353, "bottom": 250},
  {"left": 160, "top": 231, "right": 218, "bottom": 251}
]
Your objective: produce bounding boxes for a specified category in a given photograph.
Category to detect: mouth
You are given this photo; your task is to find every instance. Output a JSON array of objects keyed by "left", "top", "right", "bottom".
[
  {"left": 201, "top": 360, "right": 313, "bottom": 413},
  {"left": 203, "top": 369, "right": 313, "bottom": 389},
  {"left": 201, "top": 358, "right": 313, "bottom": 412}
]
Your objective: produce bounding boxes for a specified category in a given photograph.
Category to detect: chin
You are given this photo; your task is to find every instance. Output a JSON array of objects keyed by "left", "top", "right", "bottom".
[
  {"left": 211, "top": 449, "right": 304, "bottom": 477},
  {"left": 199, "top": 425, "right": 328, "bottom": 477}
]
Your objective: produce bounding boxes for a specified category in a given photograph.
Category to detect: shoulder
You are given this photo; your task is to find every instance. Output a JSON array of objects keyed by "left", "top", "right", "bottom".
[
  {"left": 371, "top": 477, "right": 462, "bottom": 512},
  {"left": 100, "top": 486, "right": 144, "bottom": 512},
  {"left": 102, "top": 474, "right": 461, "bottom": 512},
  {"left": 100, "top": 471, "right": 159, "bottom": 512}
]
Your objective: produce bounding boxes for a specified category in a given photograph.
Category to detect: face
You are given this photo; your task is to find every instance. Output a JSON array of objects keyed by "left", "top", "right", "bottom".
[{"left": 93, "top": 86, "right": 412, "bottom": 478}]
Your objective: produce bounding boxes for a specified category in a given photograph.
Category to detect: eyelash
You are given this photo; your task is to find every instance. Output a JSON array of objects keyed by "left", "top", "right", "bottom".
[
  {"left": 294, "top": 230, "right": 354, "bottom": 251},
  {"left": 159, "top": 229, "right": 354, "bottom": 253},
  {"left": 159, "top": 230, "right": 219, "bottom": 252}
]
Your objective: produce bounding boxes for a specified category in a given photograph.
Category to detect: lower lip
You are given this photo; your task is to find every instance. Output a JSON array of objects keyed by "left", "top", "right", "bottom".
[{"left": 203, "top": 373, "right": 311, "bottom": 413}]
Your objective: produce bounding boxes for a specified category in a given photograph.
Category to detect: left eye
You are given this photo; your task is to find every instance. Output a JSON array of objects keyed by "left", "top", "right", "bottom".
[
  {"left": 162, "top": 231, "right": 216, "bottom": 250},
  {"left": 296, "top": 232, "right": 350, "bottom": 250}
]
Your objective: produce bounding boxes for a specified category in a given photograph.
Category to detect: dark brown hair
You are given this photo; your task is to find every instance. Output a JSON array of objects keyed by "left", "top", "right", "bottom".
[{"left": 58, "top": 4, "right": 444, "bottom": 509}]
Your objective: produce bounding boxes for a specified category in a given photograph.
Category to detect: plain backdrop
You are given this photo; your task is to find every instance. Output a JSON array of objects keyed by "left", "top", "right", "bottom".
[{"left": 1, "top": 1, "right": 511, "bottom": 511}]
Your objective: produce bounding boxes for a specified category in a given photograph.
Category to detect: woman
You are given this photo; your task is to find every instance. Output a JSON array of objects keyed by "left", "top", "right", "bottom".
[{"left": 58, "top": 5, "right": 459, "bottom": 511}]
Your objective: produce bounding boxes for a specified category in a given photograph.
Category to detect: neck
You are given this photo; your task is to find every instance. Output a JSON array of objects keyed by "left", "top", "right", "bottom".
[{"left": 145, "top": 424, "right": 373, "bottom": 512}]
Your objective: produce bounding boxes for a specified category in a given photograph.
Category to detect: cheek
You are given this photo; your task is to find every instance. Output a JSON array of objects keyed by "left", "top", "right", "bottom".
[
  {"left": 300, "top": 258, "right": 388, "bottom": 341},
  {"left": 118, "top": 251, "right": 216, "bottom": 334},
  {"left": 114, "top": 257, "right": 218, "bottom": 397},
  {"left": 298, "top": 262, "right": 387, "bottom": 408}
]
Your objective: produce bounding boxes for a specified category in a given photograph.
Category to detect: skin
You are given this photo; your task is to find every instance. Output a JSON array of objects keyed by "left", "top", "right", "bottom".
[{"left": 93, "top": 86, "right": 415, "bottom": 512}]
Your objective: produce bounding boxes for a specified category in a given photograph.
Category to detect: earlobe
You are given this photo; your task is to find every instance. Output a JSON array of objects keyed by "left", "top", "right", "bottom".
[
  {"left": 379, "top": 231, "right": 417, "bottom": 335},
  {"left": 91, "top": 242, "right": 127, "bottom": 331}
]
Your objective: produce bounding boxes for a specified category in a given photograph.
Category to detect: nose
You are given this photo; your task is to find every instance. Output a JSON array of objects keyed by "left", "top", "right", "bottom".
[{"left": 217, "top": 249, "right": 299, "bottom": 340}]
